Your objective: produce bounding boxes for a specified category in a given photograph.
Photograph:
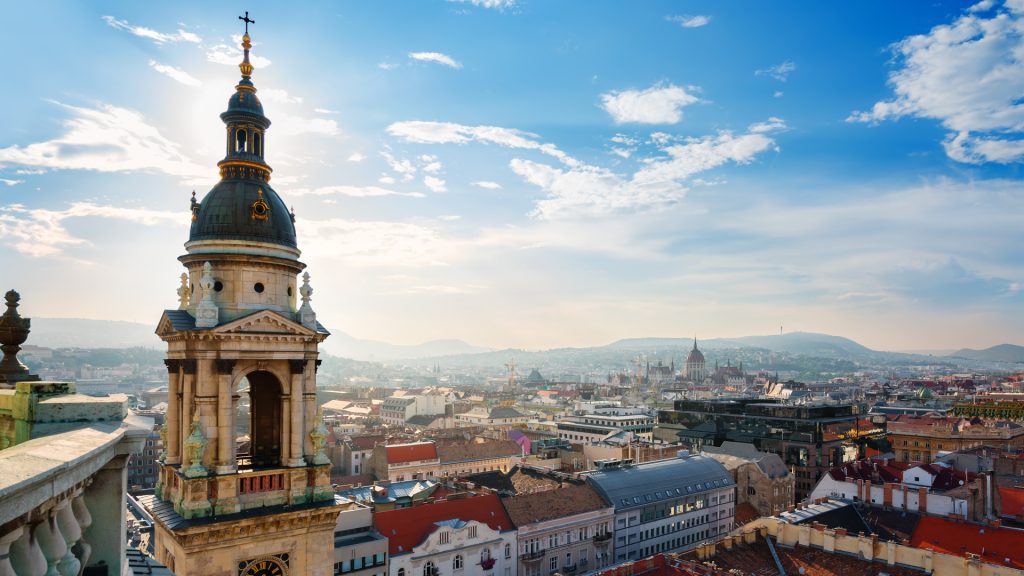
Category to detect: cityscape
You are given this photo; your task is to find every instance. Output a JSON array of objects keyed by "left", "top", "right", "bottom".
[{"left": 2, "top": 2, "right": 1024, "bottom": 576}]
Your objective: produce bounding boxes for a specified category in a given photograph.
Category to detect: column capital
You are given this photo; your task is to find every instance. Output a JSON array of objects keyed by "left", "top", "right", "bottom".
[
  {"left": 163, "top": 359, "right": 180, "bottom": 374},
  {"left": 288, "top": 359, "right": 307, "bottom": 375},
  {"left": 181, "top": 359, "right": 198, "bottom": 375},
  {"left": 215, "top": 359, "right": 236, "bottom": 375}
]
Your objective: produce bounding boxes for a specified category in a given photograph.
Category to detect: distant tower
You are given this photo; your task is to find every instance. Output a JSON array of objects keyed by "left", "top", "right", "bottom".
[
  {"left": 149, "top": 18, "right": 339, "bottom": 576},
  {"left": 685, "top": 337, "right": 705, "bottom": 382}
]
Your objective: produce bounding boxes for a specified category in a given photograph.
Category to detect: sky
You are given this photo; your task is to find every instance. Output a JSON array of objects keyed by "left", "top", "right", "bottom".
[{"left": 1, "top": 0, "right": 1023, "bottom": 353}]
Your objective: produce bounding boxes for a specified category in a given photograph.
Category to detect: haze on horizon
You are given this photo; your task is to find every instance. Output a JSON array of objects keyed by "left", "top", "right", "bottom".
[{"left": 1, "top": 1, "right": 1022, "bottom": 353}]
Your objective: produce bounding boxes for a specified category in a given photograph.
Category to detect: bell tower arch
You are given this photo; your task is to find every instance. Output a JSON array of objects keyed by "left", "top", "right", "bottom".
[{"left": 145, "top": 17, "right": 340, "bottom": 576}]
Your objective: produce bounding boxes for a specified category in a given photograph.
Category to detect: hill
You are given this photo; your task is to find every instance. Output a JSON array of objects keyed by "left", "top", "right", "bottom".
[{"left": 948, "top": 344, "right": 1024, "bottom": 364}]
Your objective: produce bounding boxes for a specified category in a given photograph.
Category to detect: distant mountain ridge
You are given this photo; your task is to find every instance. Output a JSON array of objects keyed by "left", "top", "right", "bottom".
[
  {"left": 23, "top": 318, "right": 1021, "bottom": 366},
  {"left": 27, "top": 317, "right": 491, "bottom": 359},
  {"left": 948, "top": 344, "right": 1024, "bottom": 364}
]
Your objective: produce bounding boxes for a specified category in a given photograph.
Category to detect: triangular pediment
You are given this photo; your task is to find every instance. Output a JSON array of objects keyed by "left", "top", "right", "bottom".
[
  {"left": 213, "top": 309, "right": 315, "bottom": 336},
  {"left": 156, "top": 309, "right": 197, "bottom": 338}
]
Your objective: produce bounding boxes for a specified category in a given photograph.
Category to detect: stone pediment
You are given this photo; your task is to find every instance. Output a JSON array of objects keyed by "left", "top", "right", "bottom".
[
  {"left": 213, "top": 310, "right": 315, "bottom": 337},
  {"left": 156, "top": 309, "right": 197, "bottom": 338}
]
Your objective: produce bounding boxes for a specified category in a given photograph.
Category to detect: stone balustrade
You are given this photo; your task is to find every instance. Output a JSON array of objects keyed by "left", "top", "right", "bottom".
[{"left": 0, "top": 414, "right": 149, "bottom": 575}]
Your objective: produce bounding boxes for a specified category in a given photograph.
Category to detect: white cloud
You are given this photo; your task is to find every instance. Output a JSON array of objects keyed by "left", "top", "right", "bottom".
[
  {"left": 0, "top": 179, "right": 22, "bottom": 187},
  {"left": 0, "top": 202, "right": 182, "bottom": 258},
  {"left": 379, "top": 175, "right": 397, "bottom": 185},
  {"left": 290, "top": 185, "right": 425, "bottom": 198},
  {"left": 315, "top": 108, "right": 339, "bottom": 115},
  {"left": 381, "top": 150, "right": 417, "bottom": 181},
  {"left": 0, "top": 101, "right": 207, "bottom": 182},
  {"left": 408, "top": 52, "right": 462, "bottom": 69},
  {"left": 378, "top": 62, "right": 400, "bottom": 70},
  {"left": 387, "top": 121, "right": 578, "bottom": 166},
  {"left": 665, "top": 15, "right": 711, "bottom": 28},
  {"left": 848, "top": 1, "right": 1024, "bottom": 163},
  {"left": 102, "top": 16, "right": 200, "bottom": 44},
  {"left": 600, "top": 83, "right": 700, "bottom": 124},
  {"left": 516, "top": 124, "right": 783, "bottom": 220},
  {"left": 755, "top": 61, "right": 796, "bottom": 82},
  {"left": 298, "top": 218, "right": 455, "bottom": 267},
  {"left": 206, "top": 42, "right": 272, "bottom": 68},
  {"left": 389, "top": 118, "right": 783, "bottom": 219},
  {"left": 259, "top": 88, "right": 303, "bottom": 104},
  {"left": 611, "top": 148, "right": 632, "bottom": 158},
  {"left": 272, "top": 113, "right": 339, "bottom": 136},
  {"left": 424, "top": 175, "right": 447, "bottom": 193},
  {"left": 347, "top": 152, "right": 367, "bottom": 162},
  {"left": 439, "top": 214, "right": 462, "bottom": 220},
  {"left": 472, "top": 181, "right": 502, "bottom": 190},
  {"left": 148, "top": 60, "right": 201, "bottom": 87},
  {"left": 773, "top": 90, "right": 784, "bottom": 98},
  {"left": 447, "top": 0, "right": 516, "bottom": 10}
]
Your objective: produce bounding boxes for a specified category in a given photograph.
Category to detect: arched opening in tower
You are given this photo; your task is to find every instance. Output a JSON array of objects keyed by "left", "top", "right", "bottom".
[{"left": 236, "top": 370, "right": 282, "bottom": 468}]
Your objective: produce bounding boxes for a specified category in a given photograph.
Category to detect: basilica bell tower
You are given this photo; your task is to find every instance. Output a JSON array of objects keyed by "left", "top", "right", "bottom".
[{"left": 147, "top": 16, "right": 340, "bottom": 576}]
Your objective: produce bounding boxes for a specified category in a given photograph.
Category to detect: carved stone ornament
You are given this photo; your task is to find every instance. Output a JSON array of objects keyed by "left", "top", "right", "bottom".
[
  {"left": 177, "top": 272, "right": 190, "bottom": 310},
  {"left": 183, "top": 412, "right": 209, "bottom": 478},
  {"left": 158, "top": 423, "right": 168, "bottom": 462},
  {"left": 308, "top": 407, "right": 330, "bottom": 465},
  {"left": 195, "top": 261, "right": 219, "bottom": 328}
]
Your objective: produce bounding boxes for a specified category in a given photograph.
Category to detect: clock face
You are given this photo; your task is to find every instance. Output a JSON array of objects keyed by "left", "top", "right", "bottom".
[{"left": 240, "top": 557, "right": 287, "bottom": 576}]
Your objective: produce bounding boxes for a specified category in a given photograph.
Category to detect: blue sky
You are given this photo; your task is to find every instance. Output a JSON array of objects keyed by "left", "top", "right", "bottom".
[{"left": 1, "top": 0, "right": 1022, "bottom": 352}]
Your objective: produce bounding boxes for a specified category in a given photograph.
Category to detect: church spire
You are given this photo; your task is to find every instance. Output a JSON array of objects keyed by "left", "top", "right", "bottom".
[{"left": 237, "top": 12, "right": 256, "bottom": 88}]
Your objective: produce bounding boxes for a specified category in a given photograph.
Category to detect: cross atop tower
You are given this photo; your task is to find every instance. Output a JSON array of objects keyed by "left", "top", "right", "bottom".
[{"left": 238, "top": 11, "right": 255, "bottom": 35}]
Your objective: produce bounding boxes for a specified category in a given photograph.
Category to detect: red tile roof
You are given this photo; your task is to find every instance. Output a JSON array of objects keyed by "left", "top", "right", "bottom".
[
  {"left": 349, "top": 434, "right": 386, "bottom": 451},
  {"left": 386, "top": 442, "right": 438, "bottom": 464},
  {"left": 911, "top": 516, "right": 1024, "bottom": 570},
  {"left": 373, "top": 494, "right": 513, "bottom": 555},
  {"left": 733, "top": 502, "right": 761, "bottom": 526},
  {"left": 999, "top": 486, "right": 1024, "bottom": 518}
]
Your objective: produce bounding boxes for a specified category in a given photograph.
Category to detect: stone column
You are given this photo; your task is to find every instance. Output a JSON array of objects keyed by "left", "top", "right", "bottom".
[
  {"left": 180, "top": 360, "right": 197, "bottom": 469},
  {"left": 302, "top": 360, "right": 316, "bottom": 459},
  {"left": 9, "top": 525, "right": 45, "bottom": 576},
  {"left": 82, "top": 455, "right": 129, "bottom": 576},
  {"left": 164, "top": 360, "right": 182, "bottom": 465},
  {"left": 216, "top": 359, "right": 237, "bottom": 474},
  {"left": 0, "top": 527, "right": 25, "bottom": 576},
  {"left": 287, "top": 360, "right": 306, "bottom": 467},
  {"left": 280, "top": 392, "right": 292, "bottom": 465}
]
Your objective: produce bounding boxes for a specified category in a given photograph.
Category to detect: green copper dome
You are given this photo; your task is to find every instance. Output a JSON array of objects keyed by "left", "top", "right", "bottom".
[
  {"left": 189, "top": 180, "right": 296, "bottom": 248},
  {"left": 187, "top": 31, "right": 296, "bottom": 251}
]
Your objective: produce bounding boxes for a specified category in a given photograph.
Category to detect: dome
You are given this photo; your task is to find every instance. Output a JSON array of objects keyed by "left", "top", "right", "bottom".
[
  {"left": 686, "top": 339, "right": 704, "bottom": 364},
  {"left": 189, "top": 179, "right": 296, "bottom": 248},
  {"left": 223, "top": 87, "right": 265, "bottom": 118}
]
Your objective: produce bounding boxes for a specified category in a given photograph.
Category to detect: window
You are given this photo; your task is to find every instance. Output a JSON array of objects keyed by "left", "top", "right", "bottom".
[
  {"left": 505, "top": 544, "right": 511, "bottom": 559},
  {"left": 453, "top": 556, "right": 463, "bottom": 570},
  {"left": 424, "top": 562, "right": 436, "bottom": 576},
  {"left": 468, "top": 526, "right": 478, "bottom": 539},
  {"left": 565, "top": 553, "right": 572, "bottom": 567},
  {"left": 440, "top": 531, "right": 450, "bottom": 545},
  {"left": 550, "top": 557, "right": 558, "bottom": 572}
]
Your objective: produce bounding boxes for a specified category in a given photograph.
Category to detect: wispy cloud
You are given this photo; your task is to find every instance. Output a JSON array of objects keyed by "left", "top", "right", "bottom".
[
  {"left": 206, "top": 37, "right": 272, "bottom": 68},
  {"left": 347, "top": 152, "right": 367, "bottom": 162},
  {"left": 601, "top": 83, "right": 700, "bottom": 124},
  {"left": 0, "top": 202, "right": 182, "bottom": 258},
  {"left": 298, "top": 218, "right": 456, "bottom": 267},
  {"left": 273, "top": 113, "right": 339, "bottom": 136},
  {"left": 148, "top": 60, "right": 201, "bottom": 87},
  {"left": 447, "top": 0, "right": 516, "bottom": 10},
  {"left": 381, "top": 150, "right": 418, "bottom": 181},
  {"left": 315, "top": 107, "right": 339, "bottom": 115},
  {"left": 424, "top": 175, "right": 447, "bottom": 193},
  {"left": 665, "top": 15, "right": 711, "bottom": 28},
  {"left": 755, "top": 61, "right": 796, "bottom": 82},
  {"left": 378, "top": 62, "right": 400, "bottom": 70},
  {"left": 389, "top": 118, "right": 784, "bottom": 219},
  {"left": 0, "top": 179, "right": 22, "bottom": 187},
  {"left": 0, "top": 101, "right": 207, "bottom": 183},
  {"left": 473, "top": 181, "right": 502, "bottom": 189},
  {"left": 290, "top": 185, "right": 425, "bottom": 198},
  {"left": 101, "top": 16, "right": 200, "bottom": 44},
  {"left": 259, "top": 88, "right": 302, "bottom": 104},
  {"left": 848, "top": 0, "right": 1024, "bottom": 164},
  {"left": 408, "top": 52, "right": 462, "bottom": 69}
]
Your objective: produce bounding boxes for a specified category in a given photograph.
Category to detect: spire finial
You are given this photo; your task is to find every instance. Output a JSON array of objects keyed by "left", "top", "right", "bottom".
[{"left": 238, "top": 12, "right": 255, "bottom": 79}]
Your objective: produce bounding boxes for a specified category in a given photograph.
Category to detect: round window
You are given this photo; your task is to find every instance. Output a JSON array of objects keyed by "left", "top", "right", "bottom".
[
  {"left": 254, "top": 282, "right": 265, "bottom": 293},
  {"left": 213, "top": 281, "right": 223, "bottom": 292},
  {"left": 287, "top": 286, "right": 293, "bottom": 297}
]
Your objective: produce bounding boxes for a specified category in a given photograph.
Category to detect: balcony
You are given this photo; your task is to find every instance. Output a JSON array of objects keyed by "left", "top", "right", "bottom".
[
  {"left": 562, "top": 564, "right": 577, "bottom": 574},
  {"left": 523, "top": 550, "right": 546, "bottom": 563}
]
